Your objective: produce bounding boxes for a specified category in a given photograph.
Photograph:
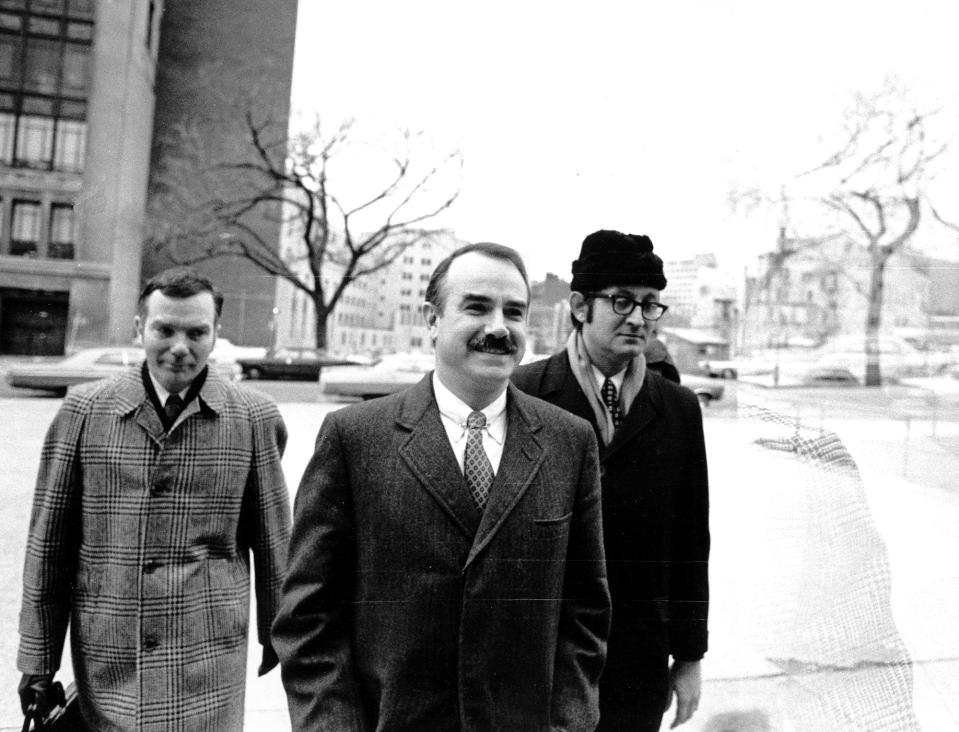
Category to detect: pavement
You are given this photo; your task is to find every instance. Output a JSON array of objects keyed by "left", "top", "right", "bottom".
[{"left": 1, "top": 376, "right": 958, "bottom": 730}]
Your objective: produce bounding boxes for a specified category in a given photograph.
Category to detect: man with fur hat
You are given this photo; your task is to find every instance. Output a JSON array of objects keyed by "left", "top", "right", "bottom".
[{"left": 512, "top": 230, "right": 709, "bottom": 730}]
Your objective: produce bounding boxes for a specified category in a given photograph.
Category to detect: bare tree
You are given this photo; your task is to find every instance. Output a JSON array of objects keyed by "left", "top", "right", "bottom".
[
  {"left": 735, "top": 81, "right": 954, "bottom": 385},
  {"left": 148, "top": 114, "right": 462, "bottom": 349}
]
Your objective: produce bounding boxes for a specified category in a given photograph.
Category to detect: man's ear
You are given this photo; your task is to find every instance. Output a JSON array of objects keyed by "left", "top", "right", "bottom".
[
  {"left": 421, "top": 302, "right": 439, "bottom": 329},
  {"left": 569, "top": 292, "right": 588, "bottom": 324},
  {"left": 134, "top": 315, "right": 143, "bottom": 343}
]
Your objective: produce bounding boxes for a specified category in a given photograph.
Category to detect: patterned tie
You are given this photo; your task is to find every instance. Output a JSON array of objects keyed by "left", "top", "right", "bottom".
[
  {"left": 164, "top": 394, "right": 185, "bottom": 425},
  {"left": 601, "top": 378, "right": 624, "bottom": 429},
  {"left": 464, "top": 411, "right": 494, "bottom": 509}
]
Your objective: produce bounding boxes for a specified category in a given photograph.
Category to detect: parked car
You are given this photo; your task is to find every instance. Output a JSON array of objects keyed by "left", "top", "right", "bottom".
[
  {"left": 800, "top": 366, "right": 859, "bottom": 387},
  {"left": 5, "top": 346, "right": 241, "bottom": 395},
  {"left": 321, "top": 352, "right": 437, "bottom": 399},
  {"left": 700, "top": 357, "right": 777, "bottom": 380},
  {"left": 680, "top": 372, "right": 725, "bottom": 406},
  {"left": 237, "top": 347, "right": 357, "bottom": 381},
  {"left": 814, "top": 334, "right": 944, "bottom": 380}
]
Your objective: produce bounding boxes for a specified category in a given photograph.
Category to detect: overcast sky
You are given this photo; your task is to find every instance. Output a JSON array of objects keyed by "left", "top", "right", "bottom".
[{"left": 291, "top": 1, "right": 958, "bottom": 281}]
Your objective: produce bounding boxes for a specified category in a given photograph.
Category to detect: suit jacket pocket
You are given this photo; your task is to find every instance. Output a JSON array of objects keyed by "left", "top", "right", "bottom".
[{"left": 530, "top": 512, "right": 573, "bottom": 539}]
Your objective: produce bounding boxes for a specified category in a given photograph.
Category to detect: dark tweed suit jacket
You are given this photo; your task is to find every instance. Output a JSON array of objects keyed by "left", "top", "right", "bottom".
[
  {"left": 512, "top": 352, "right": 709, "bottom": 718},
  {"left": 18, "top": 367, "right": 291, "bottom": 731},
  {"left": 273, "top": 375, "right": 611, "bottom": 731}
]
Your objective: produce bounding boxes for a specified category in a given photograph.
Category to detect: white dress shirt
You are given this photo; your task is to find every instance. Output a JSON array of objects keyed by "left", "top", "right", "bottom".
[{"left": 432, "top": 373, "right": 507, "bottom": 474}]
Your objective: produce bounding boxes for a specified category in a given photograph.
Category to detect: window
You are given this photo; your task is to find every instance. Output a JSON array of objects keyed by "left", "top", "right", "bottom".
[
  {"left": 11, "top": 199, "right": 40, "bottom": 256},
  {"left": 60, "top": 42, "right": 87, "bottom": 95},
  {"left": 146, "top": 0, "right": 155, "bottom": 48},
  {"left": 52, "top": 116, "right": 82, "bottom": 169},
  {"left": 24, "top": 37, "right": 59, "bottom": 94},
  {"left": 0, "top": 1, "right": 92, "bottom": 172},
  {"left": 47, "top": 202, "right": 73, "bottom": 258},
  {"left": 15, "top": 113, "right": 53, "bottom": 165},
  {"left": 0, "top": 111, "right": 13, "bottom": 161}
]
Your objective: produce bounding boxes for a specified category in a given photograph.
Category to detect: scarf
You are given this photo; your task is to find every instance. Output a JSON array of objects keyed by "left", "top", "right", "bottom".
[{"left": 565, "top": 329, "right": 646, "bottom": 446}]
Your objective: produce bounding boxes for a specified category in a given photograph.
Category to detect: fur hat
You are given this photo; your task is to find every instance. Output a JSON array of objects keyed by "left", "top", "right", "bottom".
[{"left": 570, "top": 229, "right": 667, "bottom": 292}]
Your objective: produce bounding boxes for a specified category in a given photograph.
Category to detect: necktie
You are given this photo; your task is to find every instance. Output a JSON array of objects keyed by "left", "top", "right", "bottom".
[
  {"left": 164, "top": 394, "right": 185, "bottom": 425},
  {"left": 601, "top": 378, "right": 624, "bottom": 429},
  {"left": 464, "top": 411, "right": 494, "bottom": 509}
]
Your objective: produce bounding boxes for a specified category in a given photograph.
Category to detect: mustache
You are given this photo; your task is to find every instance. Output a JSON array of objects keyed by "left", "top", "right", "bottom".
[{"left": 468, "top": 333, "right": 519, "bottom": 355}]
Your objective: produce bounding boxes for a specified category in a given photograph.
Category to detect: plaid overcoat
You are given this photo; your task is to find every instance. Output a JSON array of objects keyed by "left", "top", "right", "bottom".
[{"left": 17, "top": 367, "right": 292, "bottom": 731}]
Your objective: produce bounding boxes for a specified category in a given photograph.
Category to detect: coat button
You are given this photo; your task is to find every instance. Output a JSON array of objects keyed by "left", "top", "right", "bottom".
[
  {"left": 143, "top": 638, "right": 159, "bottom": 651},
  {"left": 144, "top": 560, "right": 160, "bottom": 574},
  {"left": 152, "top": 476, "right": 172, "bottom": 493}
]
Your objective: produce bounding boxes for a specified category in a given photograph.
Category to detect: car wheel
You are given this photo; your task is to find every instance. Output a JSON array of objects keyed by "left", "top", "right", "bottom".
[
  {"left": 721, "top": 368, "right": 738, "bottom": 380},
  {"left": 246, "top": 367, "right": 263, "bottom": 380},
  {"left": 696, "top": 392, "right": 712, "bottom": 407}
]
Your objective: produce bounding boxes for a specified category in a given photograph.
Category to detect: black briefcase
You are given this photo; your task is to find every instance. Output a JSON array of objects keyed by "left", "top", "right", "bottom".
[{"left": 21, "top": 682, "right": 85, "bottom": 732}]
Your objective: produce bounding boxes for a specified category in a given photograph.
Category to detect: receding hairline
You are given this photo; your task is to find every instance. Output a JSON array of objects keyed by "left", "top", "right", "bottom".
[{"left": 426, "top": 243, "right": 530, "bottom": 312}]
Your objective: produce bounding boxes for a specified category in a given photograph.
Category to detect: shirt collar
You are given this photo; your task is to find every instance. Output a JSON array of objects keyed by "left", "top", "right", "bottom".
[
  {"left": 147, "top": 369, "right": 190, "bottom": 404},
  {"left": 591, "top": 363, "right": 626, "bottom": 393},
  {"left": 432, "top": 372, "right": 507, "bottom": 445}
]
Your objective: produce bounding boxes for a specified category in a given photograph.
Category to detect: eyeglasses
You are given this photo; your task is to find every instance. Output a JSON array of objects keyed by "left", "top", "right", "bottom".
[{"left": 588, "top": 294, "right": 669, "bottom": 321}]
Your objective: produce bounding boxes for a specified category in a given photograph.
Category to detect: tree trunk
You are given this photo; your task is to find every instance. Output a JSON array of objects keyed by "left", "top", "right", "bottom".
[
  {"left": 863, "top": 258, "right": 886, "bottom": 387},
  {"left": 313, "top": 298, "right": 329, "bottom": 351}
]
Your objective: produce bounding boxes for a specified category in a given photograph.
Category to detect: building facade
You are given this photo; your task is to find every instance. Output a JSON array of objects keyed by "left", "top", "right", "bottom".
[
  {"left": 0, "top": 0, "right": 157, "bottom": 354},
  {"left": 741, "top": 230, "right": 934, "bottom": 352},
  {"left": 275, "top": 232, "right": 462, "bottom": 357},
  {"left": 0, "top": 0, "right": 298, "bottom": 355}
]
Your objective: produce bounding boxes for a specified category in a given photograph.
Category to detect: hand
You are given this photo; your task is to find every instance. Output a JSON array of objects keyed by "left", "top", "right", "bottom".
[
  {"left": 17, "top": 673, "right": 63, "bottom": 718},
  {"left": 667, "top": 659, "right": 702, "bottom": 729},
  {"left": 258, "top": 644, "right": 280, "bottom": 676}
]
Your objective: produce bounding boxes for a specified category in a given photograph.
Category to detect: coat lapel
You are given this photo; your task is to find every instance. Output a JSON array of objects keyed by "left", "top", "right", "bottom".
[
  {"left": 397, "top": 376, "right": 483, "bottom": 538},
  {"left": 534, "top": 352, "right": 660, "bottom": 464},
  {"left": 465, "top": 386, "right": 545, "bottom": 567}
]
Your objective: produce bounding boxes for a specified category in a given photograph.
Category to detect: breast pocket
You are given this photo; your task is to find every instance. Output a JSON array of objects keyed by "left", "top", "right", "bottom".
[{"left": 530, "top": 511, "right": 573, "bottom": 540}]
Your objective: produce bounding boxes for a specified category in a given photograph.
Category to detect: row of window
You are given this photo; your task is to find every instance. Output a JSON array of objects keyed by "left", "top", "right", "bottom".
[
  {"left": 399, "top": 271, "right": 431, "bottom": 282},
  {"left": 0, "top": 1, "right": 93, "bottom": 18},
  {"left": 0, "top": 111, "right": 83, "bottom": 169},
  {"left": 0, "top": 1, "right": 90, "bottom": 172},
  {"left": 0, "top": 196, "right": 75, "bottom": 258}
]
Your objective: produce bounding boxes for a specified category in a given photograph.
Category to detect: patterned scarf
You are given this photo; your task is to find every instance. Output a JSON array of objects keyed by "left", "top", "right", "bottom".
[{"left": 565, "top": 329, "right": 646, "bottom": 446}]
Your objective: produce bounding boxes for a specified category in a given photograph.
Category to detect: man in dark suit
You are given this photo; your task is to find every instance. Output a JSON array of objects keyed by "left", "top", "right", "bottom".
[
  {"left": 273, "top": 242, "right": 611, "bottom": 731},
  {"left": 512, "top": 231, "right": 710, "bottom": 731}
]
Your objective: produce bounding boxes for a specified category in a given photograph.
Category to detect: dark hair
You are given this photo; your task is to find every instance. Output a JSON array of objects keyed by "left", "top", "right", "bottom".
[
  {"left": 425, "top": 242, "right": 530, "bottom": 312},
  {"left": 138, "top": 267, "right": 224, "bottom": 319}
]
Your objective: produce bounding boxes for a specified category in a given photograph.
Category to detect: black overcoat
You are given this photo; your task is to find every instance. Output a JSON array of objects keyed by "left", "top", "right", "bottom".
[{"left": 513, "top": 352, "right": 709, "bottom": 718}]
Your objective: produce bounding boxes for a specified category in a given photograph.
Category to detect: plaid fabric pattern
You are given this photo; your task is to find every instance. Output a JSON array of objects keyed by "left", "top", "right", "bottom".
[
  {"left": 601, "top": 378, "right": 624, "bottom": 429},
  {"left": 18, "top": 367, "right": 291, "bottom": 731},
  {"left": 464, "top": 411, "right": 493, "bottom": 509}
]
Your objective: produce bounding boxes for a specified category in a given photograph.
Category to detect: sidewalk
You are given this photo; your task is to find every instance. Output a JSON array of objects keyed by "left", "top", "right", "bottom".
[{"left": 3, "top": 392, "right": 958, "bottom": 730}]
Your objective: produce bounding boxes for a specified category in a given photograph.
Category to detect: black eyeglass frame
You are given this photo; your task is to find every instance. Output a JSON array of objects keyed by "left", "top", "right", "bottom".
[{"left": 587, "top": 293, "right": 669, "bottom": 321}]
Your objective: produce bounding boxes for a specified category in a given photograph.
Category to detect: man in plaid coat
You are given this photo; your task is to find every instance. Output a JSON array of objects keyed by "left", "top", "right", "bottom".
[{"left": 16, "top": 268, "right": 292, "bottom": 730}]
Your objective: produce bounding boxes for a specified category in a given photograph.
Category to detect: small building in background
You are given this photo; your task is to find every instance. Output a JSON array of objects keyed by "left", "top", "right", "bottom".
[{"left": 660, "top": 327, "right": 729, "bottom": 375}]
